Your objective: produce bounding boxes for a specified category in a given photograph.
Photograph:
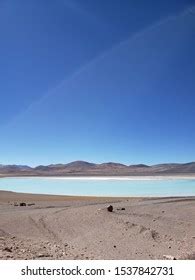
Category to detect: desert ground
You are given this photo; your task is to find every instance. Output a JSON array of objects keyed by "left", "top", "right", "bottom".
[{"left": 0, "top": 190, "right": 195, "bottom": 260}]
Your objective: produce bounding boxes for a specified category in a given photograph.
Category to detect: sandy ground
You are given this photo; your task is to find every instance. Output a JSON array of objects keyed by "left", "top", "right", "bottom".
[{"left": 0, "top": 190, "right": 195, "bottom": 260}]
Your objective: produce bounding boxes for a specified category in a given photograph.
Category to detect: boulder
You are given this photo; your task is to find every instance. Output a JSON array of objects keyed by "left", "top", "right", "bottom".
[
  {"left": 107, "top": 205, "right": 113, "bottom": 212},
  {"left": 19, "top": 202, "right": 26, "bottom": 207}
]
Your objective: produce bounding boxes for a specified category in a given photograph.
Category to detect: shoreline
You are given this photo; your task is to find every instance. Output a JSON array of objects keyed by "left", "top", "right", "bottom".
[
  {"left": 1, "top": 175, "right": 195, "bottom": 180},
  {"left": 0, "top": 189, "right": 195, "bottom": 200}
]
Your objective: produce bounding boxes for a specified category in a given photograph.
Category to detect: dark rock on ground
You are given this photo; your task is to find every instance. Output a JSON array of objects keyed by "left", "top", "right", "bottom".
[
  {"left": 19, "top": 203, "right": 26, "bottom": 207},
  {"left": 3, "top": 247, "right": 12, "bottom": 253},
  {"left": 107, "top": 205, "right": 113, "bottom": 212}
]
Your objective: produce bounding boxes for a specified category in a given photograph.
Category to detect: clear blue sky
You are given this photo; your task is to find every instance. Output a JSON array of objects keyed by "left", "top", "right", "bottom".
[{"left": 0, "top": 0, "right": 195, "bottom": 166}]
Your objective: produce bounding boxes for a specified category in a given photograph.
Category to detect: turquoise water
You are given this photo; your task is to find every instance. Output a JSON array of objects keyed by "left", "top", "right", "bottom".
[{"left": 0, "top": 177, "right": 195, "bottom": 196}]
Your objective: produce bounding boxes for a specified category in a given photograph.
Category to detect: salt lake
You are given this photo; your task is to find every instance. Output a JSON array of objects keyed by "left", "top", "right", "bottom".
[{"left": 0, "top": 177, "right": 195, "bottom": 196}]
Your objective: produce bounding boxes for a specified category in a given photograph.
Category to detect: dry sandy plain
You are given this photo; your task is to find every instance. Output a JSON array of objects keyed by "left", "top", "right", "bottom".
[{"left": 0, "top": 190, "right": 195, "bottom": 260}]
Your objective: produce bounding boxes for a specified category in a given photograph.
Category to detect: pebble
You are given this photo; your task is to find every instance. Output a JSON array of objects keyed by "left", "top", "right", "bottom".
[
  {"left": 3, "top": 247, "right": 12, "bottom": 253},
  {"left": 37, "top": 253, "right": 51, "bottom": 258},
  {"left": 163, "top": 255, "right": 176, "bottom": 260}
]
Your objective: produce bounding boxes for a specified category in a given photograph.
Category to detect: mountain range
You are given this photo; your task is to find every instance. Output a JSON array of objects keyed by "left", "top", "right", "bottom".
[{"left": 0, "top": 161, "right": 195, "bottom": 176}]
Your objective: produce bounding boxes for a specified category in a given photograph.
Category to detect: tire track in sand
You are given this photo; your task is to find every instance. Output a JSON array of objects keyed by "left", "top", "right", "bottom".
[{"left": 28, "top": 215, "right": 60, "bottom": 242}]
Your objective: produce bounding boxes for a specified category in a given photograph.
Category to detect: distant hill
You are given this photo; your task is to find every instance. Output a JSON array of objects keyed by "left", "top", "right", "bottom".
[
  {"left": 0, "top": 165, "right": 32, "bottom": 173},
  {"left": 0, "top": 161, "right": 195, "bottom": 176},
  {"left": 129, "top": 164, "right": 150, "bottom": 168},
  {"left": 65, "top": 161, "right": 96, "bottom": 168},
  {"left": 99, "top": 162, "right": 127, "bottom": 168}
]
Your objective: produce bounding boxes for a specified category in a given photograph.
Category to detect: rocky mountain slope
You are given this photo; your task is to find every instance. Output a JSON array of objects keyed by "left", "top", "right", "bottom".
[{"left": 0, "top": 161, "right": 195, "bottom": 176}]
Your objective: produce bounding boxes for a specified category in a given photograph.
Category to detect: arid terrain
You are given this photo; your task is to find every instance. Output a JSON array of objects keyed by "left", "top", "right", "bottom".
[{"left": 0, "top": 190, "right": 195, "bottom": 260}]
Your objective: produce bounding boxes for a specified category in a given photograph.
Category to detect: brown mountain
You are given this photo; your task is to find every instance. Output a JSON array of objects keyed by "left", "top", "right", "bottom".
[{"left": 0, "top": 161, "right": 195, "bottom": 177}]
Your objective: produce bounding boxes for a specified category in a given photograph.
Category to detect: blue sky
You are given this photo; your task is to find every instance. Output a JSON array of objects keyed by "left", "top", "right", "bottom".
[{"left": 0, "top": 0, "right": 195, "bottom": 166}]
